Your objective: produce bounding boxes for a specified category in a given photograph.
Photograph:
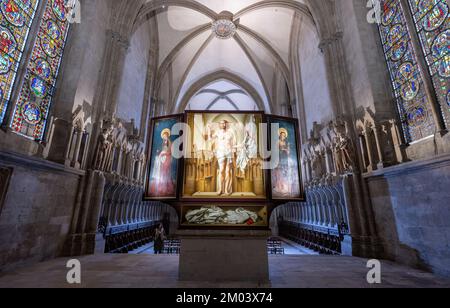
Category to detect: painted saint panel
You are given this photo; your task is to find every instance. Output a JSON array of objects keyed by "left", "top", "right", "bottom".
[
  {"left": 145, "top": 115, "right": 182, "bottom": 200},
  {"left": 268, "top": 116, "right": 303, "bottom": 200}
]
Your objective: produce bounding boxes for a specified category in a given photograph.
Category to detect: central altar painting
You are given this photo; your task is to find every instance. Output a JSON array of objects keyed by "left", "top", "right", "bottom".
[
  {"left": 182, "top": 112, "right": 266, "bottom": 199},
  {"left": 144, "top": 110, "right": 304, "bottom": 229}
]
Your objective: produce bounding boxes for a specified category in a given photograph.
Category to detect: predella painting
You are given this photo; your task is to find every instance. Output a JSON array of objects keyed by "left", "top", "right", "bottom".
[
  {"left": 269, "top": 116, "right": 303, "bottom": 200},
  {"left": 183, "top": 112, "right": 266, "bottom": 199},
  {"left": 146, "top": 115, "right": 182, "bottom": 199},
  {"left": 181, "top": 205, "right": 268, "bottom": 227}
]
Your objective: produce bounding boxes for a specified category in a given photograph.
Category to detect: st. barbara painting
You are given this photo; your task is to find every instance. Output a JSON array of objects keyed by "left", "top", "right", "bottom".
[
  {"left": 268, "top": 116, "right": 303, "bottom": 200},
  {"left": 145, "top": 115, "right": 182, "bottom": 200}
]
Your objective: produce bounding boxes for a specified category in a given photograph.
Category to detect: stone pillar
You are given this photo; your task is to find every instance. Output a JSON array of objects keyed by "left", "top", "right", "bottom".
[
  {"left": 358, "top": 134, "right": 368, "bottom": 171},
  {"left": 85, "top": 28, "right": 130, "bottom": 171},
  {"left": 47, "top": 118, "right": 73, "bottom": 164},
  {"left": 319, "top": 31, "right": 351, "bottom": 117},
  {"left": 372, "top": 124, "right": 385, "bottom": 169},
  {"left": 83, "top": 171, "right": 106, "bottom": 254},
  {"left": 363, "top": 129, "right": 376, "bottom": 172},
  {"left": 389, "top": 120, "right": 408, "bottom": 163},
  {"left": 72, "top": 128, "right": 84, "bottom": 169},
  {"left": 64, "top": 125, "right": 76, "bottom": 166}
]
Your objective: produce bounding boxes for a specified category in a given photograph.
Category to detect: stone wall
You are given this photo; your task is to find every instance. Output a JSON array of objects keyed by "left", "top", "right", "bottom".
[
  {"left": 298, "top": 19, "right": 334, "bottom": 134},
  {"left": 366, "top": 153, "right": 450, "bottom": 277},
  {"left": 339, "top": 0, "right": 395, "bottom": 116},
  {"left": 0, "top": 151, "right": 83, "bottom": 272},
  {"left": 116, "top": 22, "right": 152, "bottom": 130},
  {"left": 56, "top": 0, "right": 111, "bottom": 118}
]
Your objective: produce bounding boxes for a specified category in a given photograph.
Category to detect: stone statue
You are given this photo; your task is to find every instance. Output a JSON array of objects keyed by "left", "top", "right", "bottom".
[
  {"left": 311, "top": 148, "right": 324, "bottom": 180},
  {"left": 333, "top": 136, "right": 345, "bottom": 174},
  {"left": 93, "top": 124, "right": 113, "bottom": 171},
  {"left": 332, "top": 120, "right": 355, "bottom": 174},
  {"left": 337, "top": 132, "right": 355, "bottom": 172}
]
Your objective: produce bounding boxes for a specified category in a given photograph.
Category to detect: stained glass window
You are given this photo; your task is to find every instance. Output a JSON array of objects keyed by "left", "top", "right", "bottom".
[
  {"left": 0, "top": 0, "right": 39, "bottom": 125},
  {"left": 11, "top": 0, "right": 69, "bottom": 140},
  {"left": 377, "top": 0, "right": 437, "bottom": 143},
  {"left": 408, "top": 0, "right": 450, "bottom": 127}
]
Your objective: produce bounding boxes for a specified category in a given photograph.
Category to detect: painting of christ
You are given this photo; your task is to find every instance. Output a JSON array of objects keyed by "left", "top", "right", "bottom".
[{"left": 182, "top": 112, "right": 266, "bottom": 199}]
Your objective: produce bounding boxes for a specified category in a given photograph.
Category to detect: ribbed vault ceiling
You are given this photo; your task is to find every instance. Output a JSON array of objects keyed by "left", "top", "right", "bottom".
[{"left": 139, "top": 0, "right": 312, "bottom": 112}]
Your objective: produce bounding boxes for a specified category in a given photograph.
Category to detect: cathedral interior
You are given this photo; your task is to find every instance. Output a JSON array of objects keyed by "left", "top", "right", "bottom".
[{"left": 1, "top": 0, "right": 450, "bottom": 289}]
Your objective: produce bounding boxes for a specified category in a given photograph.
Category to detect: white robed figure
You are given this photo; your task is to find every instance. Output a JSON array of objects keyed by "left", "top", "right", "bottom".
[{"left": 236, "top": 116, "right": 258, "bottom": 172}]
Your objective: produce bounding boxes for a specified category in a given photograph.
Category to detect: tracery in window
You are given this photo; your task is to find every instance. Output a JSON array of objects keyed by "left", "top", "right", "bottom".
[
  {"left": 11, "top": 0, "right": 69, "bottom": 140},
  {"left": 0, "top": 0, "right": 39, "bottom": 125},
  {"left": 377, "top": 0, "right": 437, "bottom": 142}
]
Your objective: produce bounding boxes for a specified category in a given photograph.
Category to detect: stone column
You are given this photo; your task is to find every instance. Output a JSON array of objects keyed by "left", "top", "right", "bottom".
[
  {"left": 358, "top": 134, "right": 368, "bottom": 171},
  {"left": 72, "top": 128, "right": 84, "bottom": 169},
  {"left": 389, "top": 120, "right": 408, "bottom": 163},
  {"left": 47, "top": 118, "right": 73, "bottom": 164},
  {"left": 363, "top": 129, "right": 376, "bottom": 172},
  {"left": 86, "top": 28, "right": 130, "bottom": 171},
  {"left": 319, "top": 31, "right": 351, "bottom": 117},
  {"left": 64, "top": 125, "right": 76, "bottom": 166},
  {"left": 83, "top": 171, "right": 106, "bottom": 254},
  {"left": 373, "top": 124, "right": 385, "bottom": 169}
]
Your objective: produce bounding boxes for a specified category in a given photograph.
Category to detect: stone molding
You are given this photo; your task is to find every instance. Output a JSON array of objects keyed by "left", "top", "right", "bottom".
[
  {"left": 0, "top": 150, "right": 85, "bottom": 177},
  {"left": 364, "top": 152, "right": 450, "bottom": 179}
]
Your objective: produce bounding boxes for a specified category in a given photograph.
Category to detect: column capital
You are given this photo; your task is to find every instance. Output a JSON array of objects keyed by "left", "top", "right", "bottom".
[
  {"left": 318, "top": 31, "right": 343, "bottom": 52},
  {"left": 106, "top": 29, "right": 130, "bottom": 50}
]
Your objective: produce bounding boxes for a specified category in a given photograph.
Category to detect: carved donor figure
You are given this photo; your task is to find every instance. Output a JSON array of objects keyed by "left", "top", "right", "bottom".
[
  {"left": 93, "top": 123, "right": 113, "bottom": 171},
  {"left": 311, "top": 149, "right": 324, "bottom": 180},
  {"left": 332, "top": 120, "right": 355, "bottom": 174}
]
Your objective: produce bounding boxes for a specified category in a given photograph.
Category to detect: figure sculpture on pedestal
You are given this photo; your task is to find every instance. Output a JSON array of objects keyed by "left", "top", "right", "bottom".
[
  {"left": 93, "top": 124, "right": 113, "bottom": 171},
  {"left": 332, "top": 120, "right": 355, "bottom": 174}
]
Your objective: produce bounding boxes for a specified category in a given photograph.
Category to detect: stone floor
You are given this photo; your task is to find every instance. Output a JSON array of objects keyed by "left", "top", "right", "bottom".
[
  {"left": 0, "top": 254, "right": 449, "bottom": 288},
  {"left": 278, "top": 238, "right": 318, "bottom": 255}
]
